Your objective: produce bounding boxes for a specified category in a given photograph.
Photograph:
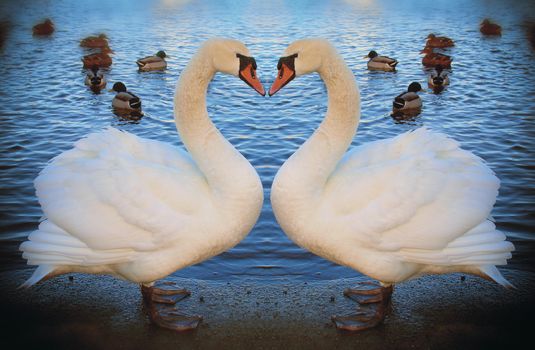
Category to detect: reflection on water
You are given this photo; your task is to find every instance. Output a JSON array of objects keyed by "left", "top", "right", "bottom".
[{"left": 0, "top": 0, "right": 534, "bottom": 281}]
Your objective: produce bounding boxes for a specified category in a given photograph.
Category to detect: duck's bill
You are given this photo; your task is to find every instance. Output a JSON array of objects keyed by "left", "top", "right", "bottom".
[
  {"left": 239, "top": 64, "right": 265, "bottom": 96},
  {"left": 268, "top": 63, "right": 296, "bottom": 96}
]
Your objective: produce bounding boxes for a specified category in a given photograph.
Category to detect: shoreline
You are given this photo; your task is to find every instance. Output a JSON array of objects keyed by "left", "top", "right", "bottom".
[{"left": 1, "top": 269, "right": 533, "bottom": 349}]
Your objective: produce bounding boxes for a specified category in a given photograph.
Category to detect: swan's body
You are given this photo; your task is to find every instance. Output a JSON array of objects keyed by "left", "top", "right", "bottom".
[
  {"left": 137, "top": 51, "right": 167, "bottom": 71},
  {"left": 270, "top": 39, "right": 513, "bottom": 290},
  {"left": 20, "top": 39, "right": 264, "bottom": 289},
  {"left": 365, "top": 50, "right": 398, "bottom": 71}
]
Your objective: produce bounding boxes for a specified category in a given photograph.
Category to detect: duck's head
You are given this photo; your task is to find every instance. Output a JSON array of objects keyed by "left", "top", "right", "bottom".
[
  {"left": 365, "top": 50, "right": 378, "bottom": 59},
  {"left": 44, "top": 19, "right": 53, "bottom": 25},
  {"left": 427, "top": 33, "right": 436, "bottom": 39},
  {"left": 110, "top": 82, "right": 127, "bottom": 93},
  {"left": 269, "top": 39, "right": 337, "bottom": 96},
  {"left": 156, "top": 50, "right": 167, "bottom": 59},
  {"left": 408, "top": 82, "right": 423, "bottom": 93},
  {"left": 199, "top": 38, "right": 264, "bottom": 96}
]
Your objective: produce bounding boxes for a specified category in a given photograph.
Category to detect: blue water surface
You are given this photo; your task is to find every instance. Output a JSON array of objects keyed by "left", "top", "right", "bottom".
[{"left": 0, "top": 0, "right": 534, "bottom": 281}]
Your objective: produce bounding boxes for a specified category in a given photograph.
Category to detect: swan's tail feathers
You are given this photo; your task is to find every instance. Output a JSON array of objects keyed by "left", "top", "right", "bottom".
[
  {"left": 400, "top": 221, "right": 515, "bottom": 283},
  {"left": 19, "top": 264, "right": 55, "bottom": 289},
  {"left": 20, "top": 221, "right": 133, "bottom": 269},
  {"left": 479, "top": 265, "right": 515, "bottom": 289}
]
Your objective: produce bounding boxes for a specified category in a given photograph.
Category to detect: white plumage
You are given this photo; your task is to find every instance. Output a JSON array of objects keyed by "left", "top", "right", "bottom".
[
  {"left": 271, "top": 39, "right": 514, "bottom": 288},
  {"left": 20, "top": 39, "right": 264, "bottom": 288}
]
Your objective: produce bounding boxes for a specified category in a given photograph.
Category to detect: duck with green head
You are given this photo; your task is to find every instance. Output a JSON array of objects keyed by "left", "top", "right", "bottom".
[
  {"left": 137, "top": 50, "right": 167, "bottom": 71},
  {"left": 110, "top": 82, "right": 142, "bottom": 111}
]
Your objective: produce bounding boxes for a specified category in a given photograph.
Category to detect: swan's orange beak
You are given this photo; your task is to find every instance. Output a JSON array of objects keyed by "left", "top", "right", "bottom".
[
  {"left": 239, "top": 64, "right": 265, "bottom": 96},
  {"left": 269, "top": 63, "right": 296, "bottom": 96},
  {"left": 269, "top": 53, "right": 298, "bottom": 96}
]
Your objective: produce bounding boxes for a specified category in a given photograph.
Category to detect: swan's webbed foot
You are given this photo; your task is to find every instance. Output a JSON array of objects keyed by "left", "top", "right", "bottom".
[
  {"left": 331, "top": 281, "right": 393, "bottom": 332},
  {"left": 141, "top": 281, "right": 202, "bottom": 331}
]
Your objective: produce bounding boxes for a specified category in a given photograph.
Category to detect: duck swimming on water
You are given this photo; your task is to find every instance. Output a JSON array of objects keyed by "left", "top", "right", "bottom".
[
  {"left": 428, "top": 65, "right": 449, "bottom": 89},
  {"left": 426, "top": 33, "right": 454, "bottom": 48},
  {"left": 137, "top": 51, "right": 168, "bottom": 71},
  {"left": 85, "top": 65, "right": 106, "bottom": 92},
  {"left": 393, "top": 82, "right": 424, "bottom": 112},
  {"left": 364, "top": 50, "right": 398, "bottom": 71},
  {"left": 110, "top": 82, "right": 142, "bottom": 112}
]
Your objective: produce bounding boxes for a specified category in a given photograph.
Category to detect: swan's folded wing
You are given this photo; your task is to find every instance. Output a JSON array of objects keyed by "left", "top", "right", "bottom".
[
  {"left": 326, "top": 127, "right": 499, "bottom": 252},
  {"left": 33, "top": 128, "right": 210, "bottom": 255}
]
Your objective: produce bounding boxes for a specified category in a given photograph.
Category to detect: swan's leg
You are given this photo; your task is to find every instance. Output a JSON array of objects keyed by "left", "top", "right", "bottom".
[
  {"left": 141, "top": 281, "right": 202, "bottom": 331},
  {"left": 331, "top": 282, "right": 393, "bottom": 332}
]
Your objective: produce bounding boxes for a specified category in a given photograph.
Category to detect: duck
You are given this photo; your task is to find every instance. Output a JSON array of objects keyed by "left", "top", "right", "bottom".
[
  {"left": 82, "top": 47, "right": 113, "bottom": 68},
  {"left": 109, "top": 82, "right": 142, "bottom": 112},
  {"left": 425, "top": 33, "right": 454, "bottom": 48},
  {"left": 393, "top": 82, "right": 423, "bottom": 111},
  {"left": 80, "top": 34, "right": 109, "bottom": 48},
  {"left": 137, "top": 51, "right": 168, "bottom": 71},
  {"left": 268, "top": 39, "right": 514, "bottom": 332},
  {"left": 19, "top": 38, "right": 265, "bottom": 331},
  {"left": 480, "top": 19, "right": 502, "bottom": 36},
  {"left": 364, "top": 50, "right": 398, "bottom": 71},
  {"left": 428, "top": 65, "right": 449, "bottom": 89},
  {"left": 421, "top": 46, "right": 452, "bottom": 68},
  {"left": 32, "top": 19, "right": 54, "bottom": 36},
  {"left": 84, "top": 65, "right": 106, "bottom": 92}
]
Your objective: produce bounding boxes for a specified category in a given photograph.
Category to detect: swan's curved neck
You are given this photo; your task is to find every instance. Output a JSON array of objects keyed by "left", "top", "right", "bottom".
[
  {"left": 278, "top": 51, "right": 360, "bottom": 194},
  {"left": 173, "top": 50, "right": 255, "bottom": 193}
]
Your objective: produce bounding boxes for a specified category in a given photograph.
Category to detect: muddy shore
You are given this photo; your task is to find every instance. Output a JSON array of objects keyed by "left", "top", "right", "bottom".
[{"left": 1, "top": 269, "right": 533, "bottom": 349}]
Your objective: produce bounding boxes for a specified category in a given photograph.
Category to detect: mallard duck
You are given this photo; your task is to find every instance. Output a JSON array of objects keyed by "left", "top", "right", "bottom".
[
  {"left": 80, "top": 34, "right": 109, "bottom": 48},
  {"left": 393, "top": 82, "right": 423, "bottom": 111},
  {"left": 110, "top": 82, "right": 142, "bottom": 111},
  {"left": 421, "top": 46, "right": 452, "bottom": 68},
  {"left": 137, "top": 51, "right": 167, "bottom": 71},
  {"left": 428, "top": 65, "right": 449, "bottom": 88},
  {"left": 364, "top": 50, "right": 398, "bottom": 71},
  {"left": 480, "top": 19, "right": 502, "bottom": 36},
  {"left": 426, "top": 34, "right": 454, "bottom": 48},
  {"left": 82, "top": 47, "right": 113, "bottom": 68},
  {"left": 84, "top": 65, "right": 106, "bottom": 92},
  {"left": 32, "top": 19, "right": 54, "bottom": 36}
]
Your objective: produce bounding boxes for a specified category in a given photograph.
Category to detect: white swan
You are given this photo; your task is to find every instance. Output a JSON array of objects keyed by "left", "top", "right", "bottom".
[
  {"left": 269, "top": 39, "right": 514, "bottom": 331},
  {"left": 20, "top": 38, "right": 265, "bottom": 330}
]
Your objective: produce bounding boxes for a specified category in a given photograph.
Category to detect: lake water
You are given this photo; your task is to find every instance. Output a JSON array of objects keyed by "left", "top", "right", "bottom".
[{"left": 0, "top": 0, "right": 534, "bottom": 282}]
